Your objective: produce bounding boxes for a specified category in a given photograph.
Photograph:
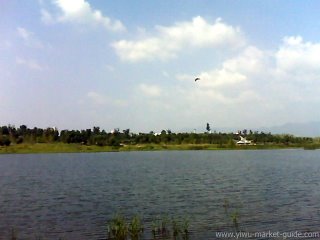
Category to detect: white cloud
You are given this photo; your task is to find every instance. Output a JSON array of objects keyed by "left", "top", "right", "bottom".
[
  {"left": 16, "top": 27, "right": 44, "bottom": 49},
  {"left": 46, "top": 0, "right": 125, "bottom": 32},
  {"left": 138, "top": 84, "right": 162, "bottom": 97},
  {"left": 222, "top": 46, "right": 268, "bottom": 76},
  {"left": 171, "top": 45, "right": 274, "bottom": 126},
  {"left": 188, "top": 88, "right": 261, "bottom": 105},
  {"left": 87, "top": 91, "right": 108, "bottom": 104},
  {"left": 113, "top": 32, "right": 320, "bottom": 128},
  {"left": 113, "top": 38, "right": 174, "bottom": 61},
  {"left": 112, "top": 16, "right": 245, "bottom": 62},
  {"left": 17, "top": 27, "right": 32, "bottom": 41},
  {"left": 157, "top": 17, "right": 243, "bottom": 48},
  {"left": 196, "top": 69, "right": 247, "bottom": 88},
  {"left": 16, "top": 57, "right": 43, "bottom": 71},
  {"left": 177, "top": 46, "right": 267, "bottom": 92},
  {"left": 41, "top": 9, "right": 54, "bottom": 24},
  {"left": 276, "top": 36, "right": 320, "bottom": 78},
  {"left": 263, "top": 36, "right": 320, "bottom": 105},
  {"left": 87, "top": 91, "right": 127, "bottom": 106},
  {"left": 172, "top": 36, "right": 320, "bottom": 127}
]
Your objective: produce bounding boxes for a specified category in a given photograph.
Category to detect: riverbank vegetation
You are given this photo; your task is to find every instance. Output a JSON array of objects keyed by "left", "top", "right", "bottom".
[
  {"left": 107, "top": 214, "right": 190, "bottom": 240},
  {"left": 8, "top": 205, "right": 241, "bottom": 239},
  {"left": 0, "top": 125, "right": 319, "bottom": 153}
]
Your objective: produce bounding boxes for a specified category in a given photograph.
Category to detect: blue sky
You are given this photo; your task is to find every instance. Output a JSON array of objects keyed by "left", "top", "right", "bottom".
[{"left": 2, "top": 0, "right": 320, "bottom": 132}]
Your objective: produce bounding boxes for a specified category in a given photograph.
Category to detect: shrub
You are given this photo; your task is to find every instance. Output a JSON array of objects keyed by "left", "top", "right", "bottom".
[{"left": 0, "top": 136, "right": 11, "bottom": 146}]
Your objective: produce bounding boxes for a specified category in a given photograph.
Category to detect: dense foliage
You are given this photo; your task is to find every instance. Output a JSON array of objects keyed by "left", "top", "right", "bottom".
[{"left": 0, "top": 125, "right": 314, "bottom": 147}]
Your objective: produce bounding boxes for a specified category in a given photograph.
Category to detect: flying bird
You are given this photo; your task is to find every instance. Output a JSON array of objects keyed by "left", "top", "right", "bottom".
[{"left": 195, "top": 77, "right": 200, "bottom": 82}]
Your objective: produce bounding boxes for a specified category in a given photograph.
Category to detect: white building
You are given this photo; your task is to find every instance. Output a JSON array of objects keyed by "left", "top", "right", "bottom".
[{"left": 236, "top": 136, "right": 252, "bottom": 145}]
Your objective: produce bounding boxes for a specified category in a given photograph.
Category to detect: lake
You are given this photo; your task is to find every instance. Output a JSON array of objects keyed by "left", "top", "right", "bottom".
[{"left": 0, "top": 150, "right": 320, "bottom": 239}]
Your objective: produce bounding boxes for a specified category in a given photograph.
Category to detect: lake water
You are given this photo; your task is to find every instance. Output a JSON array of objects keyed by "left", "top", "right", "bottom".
[{"left": 1, "top": 150, "right": 320, "bottom": 239}]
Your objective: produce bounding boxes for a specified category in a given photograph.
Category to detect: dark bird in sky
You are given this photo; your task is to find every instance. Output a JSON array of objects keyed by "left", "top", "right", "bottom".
[{"left": 195, "top": 77, "right": 200, "bottom": 82}]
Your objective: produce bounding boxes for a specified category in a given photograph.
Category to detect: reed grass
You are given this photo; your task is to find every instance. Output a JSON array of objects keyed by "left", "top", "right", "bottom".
[
  {"left": 106, "top": 214, "right": 190, "bottom": 240},
  {"left": 11, "top": 229, "right": 17, "bottom": 240},
  {"left": 128, "top": 215, "right": 144, "bottom": 240},
  {"left": 230, "top": 211, "right": 240, "bottom": 232},
  {"left": 107, "top": 214, "right": 129, "bottom": 240}
]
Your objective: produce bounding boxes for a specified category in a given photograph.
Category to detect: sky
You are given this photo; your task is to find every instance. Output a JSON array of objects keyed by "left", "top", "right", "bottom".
[{"left": 1, "top": 0, "right": 320, "bottom": 133}]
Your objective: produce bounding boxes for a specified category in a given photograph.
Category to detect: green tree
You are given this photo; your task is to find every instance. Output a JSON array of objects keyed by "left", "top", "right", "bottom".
[
  {"left": 93, "top": 126, "right": 100, "bottom": 135},
  {"left": 123, "top": 129, "right": 130, "bottom": 137},
  {"left": 1, "top": 126, "right": 9, "bottom": 135},
  {"left": 206, "top": 123, "right": 211, "bottom": 133}
]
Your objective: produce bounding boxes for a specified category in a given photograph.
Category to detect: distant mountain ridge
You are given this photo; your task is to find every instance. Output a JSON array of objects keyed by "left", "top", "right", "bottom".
[{"left": 260, "top": 121, "right": 320, "bottom": 137}]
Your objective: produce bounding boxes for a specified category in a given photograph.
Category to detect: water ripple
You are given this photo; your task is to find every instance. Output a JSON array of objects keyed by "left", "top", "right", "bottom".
[{"left": 1, "top": 150, "right": 320, "bottom": 239}]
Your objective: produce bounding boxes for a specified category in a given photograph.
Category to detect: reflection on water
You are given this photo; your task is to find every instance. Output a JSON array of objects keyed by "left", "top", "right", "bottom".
[{"left": 0, "top": 150, "right": 320, "bottom": 239}]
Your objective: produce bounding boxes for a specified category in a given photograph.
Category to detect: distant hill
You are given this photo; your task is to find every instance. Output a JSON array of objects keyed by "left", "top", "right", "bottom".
[{"left": 260, "top": 122, "right": 320, "bottom": 137}]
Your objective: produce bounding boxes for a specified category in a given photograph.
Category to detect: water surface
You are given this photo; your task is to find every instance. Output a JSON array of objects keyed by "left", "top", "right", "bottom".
[{"left": 1, "top": 150, "right": 320, "bottom": 239}]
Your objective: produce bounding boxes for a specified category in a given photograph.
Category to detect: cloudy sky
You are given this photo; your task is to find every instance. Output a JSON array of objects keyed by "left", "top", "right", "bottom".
[{"left": 1, "top": 0, "right": 320, "bottom": 132}]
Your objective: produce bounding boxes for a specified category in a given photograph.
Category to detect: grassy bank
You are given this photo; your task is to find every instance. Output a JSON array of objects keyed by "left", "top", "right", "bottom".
[
  {"left": 0, "top": 142, "right": 314, "bottom": 154},
  {"left": 0, "top": 143, "right": 121, "bottom": 154}
]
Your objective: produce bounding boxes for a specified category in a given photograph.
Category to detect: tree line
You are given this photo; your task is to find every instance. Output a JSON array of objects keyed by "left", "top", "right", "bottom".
[{"left": 0, "top": 124, "right": 314, "bottom": 147}]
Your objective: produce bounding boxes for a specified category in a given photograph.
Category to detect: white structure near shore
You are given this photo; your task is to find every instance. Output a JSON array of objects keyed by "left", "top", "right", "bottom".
[{"left": 236, "top": 136, "right": 252, "bottom": 145}]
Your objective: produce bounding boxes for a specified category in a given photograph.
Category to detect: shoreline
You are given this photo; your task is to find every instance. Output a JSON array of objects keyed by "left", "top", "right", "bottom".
[{"left": 0, "top": 143, "right": 315, "bottom": 154}]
